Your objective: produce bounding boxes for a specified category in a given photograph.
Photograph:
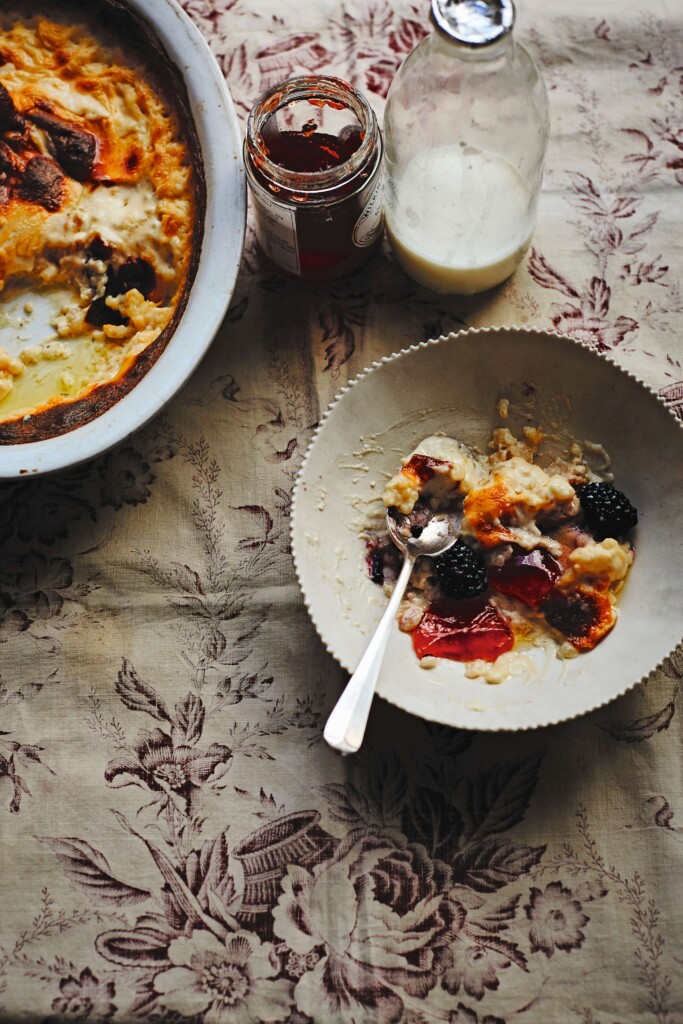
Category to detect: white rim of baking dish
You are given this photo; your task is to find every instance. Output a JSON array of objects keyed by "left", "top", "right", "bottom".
[
  {"left": 0, "top": 0, "right": 246, "bottom": 478},
  {"left": 290, "top": 324, "right": 683, "bottom": 732}
]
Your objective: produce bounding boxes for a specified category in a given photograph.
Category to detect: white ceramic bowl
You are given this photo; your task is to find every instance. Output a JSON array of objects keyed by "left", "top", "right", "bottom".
[
  {"left": 0, "top": 0, "right": 246, "bottom": 478},
  {"left": 291, "top": 326, "right": 683, "bottom": 731}
]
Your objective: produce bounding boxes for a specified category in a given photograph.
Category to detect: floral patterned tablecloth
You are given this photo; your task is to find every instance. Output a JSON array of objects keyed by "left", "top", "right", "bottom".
[{"left": 1, "top": 1, "right": 683, "bottom": 1022}]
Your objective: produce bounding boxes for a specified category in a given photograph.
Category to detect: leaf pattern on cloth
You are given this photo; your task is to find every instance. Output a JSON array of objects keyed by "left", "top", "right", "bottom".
[
  {"left": 1, "top": 1, "right": 683, "bottom": 1022},
  {"left": 37, "top": 838, "right": 152, "bottom": 906}
]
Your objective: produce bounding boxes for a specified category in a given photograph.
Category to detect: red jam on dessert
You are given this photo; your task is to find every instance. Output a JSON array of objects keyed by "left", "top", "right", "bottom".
[
  {"left": 368, "top": 422, "right": 638, "bottom": 683},
  {"left": 413, "top": 599, "right": 514, "bottom": 662}
]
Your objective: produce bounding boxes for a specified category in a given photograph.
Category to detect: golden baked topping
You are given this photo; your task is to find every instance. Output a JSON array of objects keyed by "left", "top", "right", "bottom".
[{"left": 0, "top": 2, "right": 203, "bottom": 440}]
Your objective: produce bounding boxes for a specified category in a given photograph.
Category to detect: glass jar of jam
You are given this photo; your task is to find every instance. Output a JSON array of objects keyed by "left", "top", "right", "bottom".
[{"left": 244, "top": 75, "right": 384, "bottom": 281}]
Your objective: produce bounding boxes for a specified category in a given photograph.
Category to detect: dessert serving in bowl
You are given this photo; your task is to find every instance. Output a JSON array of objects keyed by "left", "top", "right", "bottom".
[
  {"left": 0, "top": 0, "right": 245, "bottom": 477},
  {"left": 291, "top": 326, "right": 683, "bottom": 731}
]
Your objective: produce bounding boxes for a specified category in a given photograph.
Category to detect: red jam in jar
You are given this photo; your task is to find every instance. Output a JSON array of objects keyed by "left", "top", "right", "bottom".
[{"left": 244, "top": 75, "right": 384, "bottom": 281}]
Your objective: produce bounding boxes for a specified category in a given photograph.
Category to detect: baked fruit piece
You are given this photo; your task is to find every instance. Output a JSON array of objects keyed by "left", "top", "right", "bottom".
[{"left": 542, "top": 535, "right": 634, "bottom": 650}]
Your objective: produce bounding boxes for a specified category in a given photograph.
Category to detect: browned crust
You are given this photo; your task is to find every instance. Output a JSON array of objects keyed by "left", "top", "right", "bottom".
[{"left": 0, "top": 0, "right": 206, "bottom": 444}]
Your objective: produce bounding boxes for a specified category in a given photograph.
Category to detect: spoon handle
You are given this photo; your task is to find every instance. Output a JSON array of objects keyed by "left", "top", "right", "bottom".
[{"left": 324, "top": 552, "right": 416, "bottom": 754}]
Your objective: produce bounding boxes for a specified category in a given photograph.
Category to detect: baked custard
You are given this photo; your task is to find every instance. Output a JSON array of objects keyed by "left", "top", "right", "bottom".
[
  {"left": 0, "top": 1, "right": 203, "bottom": 441},
  {"left": 368, "top": 418, "right": 638, "bottom": 682}
]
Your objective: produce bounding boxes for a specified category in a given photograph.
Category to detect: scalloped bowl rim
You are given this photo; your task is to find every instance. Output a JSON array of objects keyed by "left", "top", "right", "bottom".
[{"left": 290, "top": 325, "right": 683, "bottom": 732}]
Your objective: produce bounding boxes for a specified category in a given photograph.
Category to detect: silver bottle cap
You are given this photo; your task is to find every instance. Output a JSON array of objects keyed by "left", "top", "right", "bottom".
[{"left": 431, "top": 0, "right": 514, "bottom": 47}]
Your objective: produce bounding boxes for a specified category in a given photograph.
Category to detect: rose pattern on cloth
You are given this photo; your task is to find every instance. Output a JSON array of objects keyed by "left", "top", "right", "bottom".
[
  {"left": 272, "top": 831, "right": 463, "bottom": 1022},
  {"left": 0, "top": 1, "right": 682, "bottom": 1022},
  {"left": 5, "top": 708, "right": 670, "bottom": 1023}
]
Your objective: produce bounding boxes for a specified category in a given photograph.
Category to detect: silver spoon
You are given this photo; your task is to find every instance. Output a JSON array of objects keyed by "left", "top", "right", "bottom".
[{"left": 323, "top": 505, "right": 461, "bottom": 754}]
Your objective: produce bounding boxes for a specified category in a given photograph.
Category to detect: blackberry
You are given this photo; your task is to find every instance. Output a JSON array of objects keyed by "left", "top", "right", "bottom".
[
  {"left": 580, "top": 482, "right": 638, "bottom": 539},
  {"left": 367, "top": 549, "right": 384, "bottom": 585},
  {"left": 433, "top": 539, "right": 488, "bottom": 599}
]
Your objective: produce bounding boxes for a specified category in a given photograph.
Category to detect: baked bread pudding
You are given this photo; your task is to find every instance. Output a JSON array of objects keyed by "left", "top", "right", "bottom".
[
  {"left": 0, "top": 1, "right": 203, "bottom": 441},
  {"left": 368, "top": 414, "right": 638, "bottom": 683}
]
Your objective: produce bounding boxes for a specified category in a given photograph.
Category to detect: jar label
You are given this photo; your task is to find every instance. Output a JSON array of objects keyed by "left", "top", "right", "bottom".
[
  {"left": 251, "top": 190, "right": 300, "bottom": 274},
  {"left": 353, "top": 174, "right": 384, "bottom": 248}
]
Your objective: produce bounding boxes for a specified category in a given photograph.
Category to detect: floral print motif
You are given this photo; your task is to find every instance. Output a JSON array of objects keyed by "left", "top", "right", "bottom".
[
  {"left": 549, "top": 301, "right": 638, "bottom": 352},
  {"left": 0, "top": 734, "right": 54, "bottom": 812},
  {"left": 0, "top": 1, "right": 682, "bottom": 1022},
  {"left": 48, "top": 967, "right": 116, "bottom": 1021},
  {"left": 273, "top": 831, "right": 462, "bottom": 1021},
  {"left": 0, "top": 465, "right": 96, "bottom": 546},
  {"left": 0, "top": 751, "right": 27, "bottom": 813},
  {"left": 448, "top": 1006, "right": 506, "bottom": 1024},
  {"left": 104, "top": 727, "right": 233, "bottom": 815},
  {"left": 289, "top": 696, "right": 320, "bottom": 730},
  {"left": 154, "top": 930, "right": 292, "bottom": 1023},
  {"left": 98, "top": 446, "right": 155, "bottom": 509},
  {"left": 441, "top": 938, "right": 511, "bottom": 1000},
  {"left": 0, "top": 592, "right": 30, "bottom": 641},
  {"left": 525, "top": 882, "right": 589, "bottom": 958},
  {"left": 10, "top": 552, "right": 74, "bottom": 619},
  {"left": 528, "top": 252, "right": 639, "bottom": 354},
  {"left": 284, "top": 949, "right": 322, "bottom": 980}
]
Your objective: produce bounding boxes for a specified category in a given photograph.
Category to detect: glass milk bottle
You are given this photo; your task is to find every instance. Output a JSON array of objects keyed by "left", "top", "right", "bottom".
[{"left": 383, "top": 0, "right": 549, "bottom": 295}]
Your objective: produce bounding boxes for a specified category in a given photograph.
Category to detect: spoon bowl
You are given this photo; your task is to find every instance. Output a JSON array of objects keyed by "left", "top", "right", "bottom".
[
  {"left": 323, "top": 502, "right": 461, "bottom": 754},
  {"left": 387, "top": 504, "right": 462, "bottom": 557}
]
